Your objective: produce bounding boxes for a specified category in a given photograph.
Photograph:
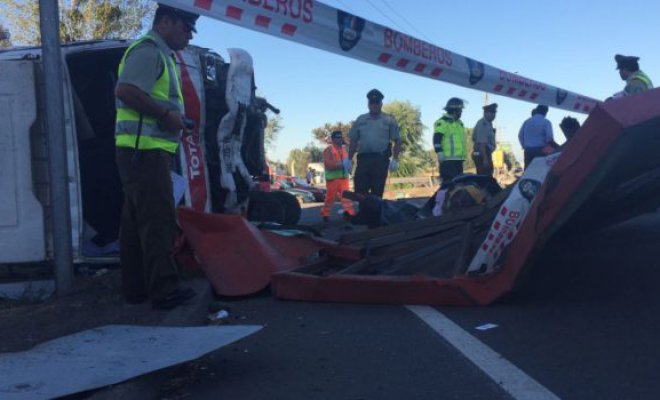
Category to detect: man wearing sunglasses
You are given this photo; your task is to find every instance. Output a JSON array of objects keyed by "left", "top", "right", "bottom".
[
  {"left": 114, "top": 4, "right": 198, "bottom": 310},
  {"left": 348, "top": 89, "right": 401, "bottom": 198}
]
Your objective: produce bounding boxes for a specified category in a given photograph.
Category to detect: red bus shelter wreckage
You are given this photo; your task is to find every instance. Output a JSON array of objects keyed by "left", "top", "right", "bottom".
[
  {"left": 177, "top": 89, "right": 660, "bottom": 305},
  {"left": 155, "top": 0, "right": 658, "bottom": 306}
]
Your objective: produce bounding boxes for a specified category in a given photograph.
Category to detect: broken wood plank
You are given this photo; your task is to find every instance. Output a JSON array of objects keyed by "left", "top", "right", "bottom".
[
  {"left": 339, "top": 205, "right": 485, "bottom": 244},
  {"left": 358, "top": 221, "right": 464, "bottom": 253},
  {"left": 378, "top": 238, "right": 463, "bottom": 277}
]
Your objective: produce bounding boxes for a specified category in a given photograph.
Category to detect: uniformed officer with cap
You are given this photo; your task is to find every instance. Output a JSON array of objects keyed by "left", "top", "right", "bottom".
[
  {"left": 611, "top": 54, "right": 653, "bottom": 99},
  {"left": 472, "top": 103, "right": 498, "bottom": 177},
  {"left": 114, "top": 3, "right": 199, "bottom": 310},
  {"left": 348, "top": 89, "right": 401, "bottom": 198}
]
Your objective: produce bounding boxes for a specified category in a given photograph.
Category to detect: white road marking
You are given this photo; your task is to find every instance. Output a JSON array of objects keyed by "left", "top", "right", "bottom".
[{"left": 406, "top": 305, "right": 560, "bottom": 400}]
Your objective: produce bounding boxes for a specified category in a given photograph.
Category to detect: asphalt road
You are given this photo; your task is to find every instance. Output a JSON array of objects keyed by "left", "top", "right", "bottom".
[
  {"left": 161, "top": 205, "right": 660, "bottom": 400},
  {"left": 441, "top": 210, "right": 660, "bottom": 400}
]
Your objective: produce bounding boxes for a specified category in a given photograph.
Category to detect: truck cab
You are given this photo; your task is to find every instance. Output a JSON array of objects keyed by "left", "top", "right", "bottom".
[{"left": 0, "top": 40, "right": 294, "bottom": 264}]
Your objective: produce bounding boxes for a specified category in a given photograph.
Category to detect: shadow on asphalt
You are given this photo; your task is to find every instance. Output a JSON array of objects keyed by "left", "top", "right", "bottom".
[{"left": 502, "top": 211, "right": 660, "bottom": 306}]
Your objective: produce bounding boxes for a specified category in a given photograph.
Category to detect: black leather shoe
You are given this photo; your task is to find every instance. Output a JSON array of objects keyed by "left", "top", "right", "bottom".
[{"left": 152, "top": 288, "right": 196, "bottom": 310}]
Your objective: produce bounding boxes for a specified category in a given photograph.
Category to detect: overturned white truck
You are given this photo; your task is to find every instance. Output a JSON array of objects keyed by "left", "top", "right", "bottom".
[{"left": 0, "top": 41, "right": 300, "bottom": 264}]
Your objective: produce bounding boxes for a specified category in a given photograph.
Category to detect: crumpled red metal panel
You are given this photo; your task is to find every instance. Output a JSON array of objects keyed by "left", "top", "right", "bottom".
[
  {"left": 177, "top": 207, "right": 326, "bottom": 296},
  {"left": 271, "top": 88, "right": 660, "bottom": 306}
]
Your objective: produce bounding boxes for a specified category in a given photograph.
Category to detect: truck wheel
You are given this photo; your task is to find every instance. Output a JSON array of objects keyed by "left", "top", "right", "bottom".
[
  {"left": 247, "top": 191, "right": 285, "bottom": 224},
  {"left": 270, "top": 191, "right": 302, "bottom": 225}
]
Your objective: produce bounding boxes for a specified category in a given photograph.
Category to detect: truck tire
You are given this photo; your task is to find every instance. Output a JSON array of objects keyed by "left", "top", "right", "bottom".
[
  {"left": 247, "top": 191, "right": 285, "bottom": 224},
  {"left": 270, "top": 191, "right": 302, "bottom": 225}
]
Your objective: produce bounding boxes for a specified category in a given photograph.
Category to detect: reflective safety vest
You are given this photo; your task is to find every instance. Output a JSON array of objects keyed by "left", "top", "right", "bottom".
[
  {"left": 324, "top": 144, "right": 348, "bottom": 181},
  {"left": 115, "top": 34, "right": 184, "bottom": 153},
  {"left": 433, "top": 115, "right": 466, "bottom": 160},
  {"left": 630, "top": 70, "right": 653, "bottom": 90}
]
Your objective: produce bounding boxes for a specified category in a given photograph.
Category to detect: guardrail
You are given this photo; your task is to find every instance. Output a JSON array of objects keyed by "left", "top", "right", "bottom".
[{"left": 385, "top": 176, "right": 437, "bottom": 188}]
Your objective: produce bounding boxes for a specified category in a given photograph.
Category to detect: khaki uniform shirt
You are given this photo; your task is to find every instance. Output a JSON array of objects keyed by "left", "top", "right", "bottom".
[
  {"left": 349, "top": 112, "right": 400, "bottom": 154},
  {"left": 473, "top": 117, "right": 496, "bottom": 152}
]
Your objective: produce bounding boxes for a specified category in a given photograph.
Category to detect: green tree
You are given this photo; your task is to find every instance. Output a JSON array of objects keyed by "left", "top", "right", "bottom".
[
  {"left": 285, "top": 148, "right": 310, "bottom": 177},
  {"left": 0, "top": 23, "right": 11, "bottom": 48},
  {"left": 1, "top": 0, "right": 154, "bottom": 45},
  {"left": 311, "top": 121, "right": 353, "bottom": 146},
  {"left": 285, "top": 143, "right": 323, "bottom": 176},
  {"left": 303, "top": 143, "right": 323, "bottom": 163},
  {"left": 265, "top": 113, "right": 282, "bottom": 151},
  {"left": 382, "top": 101, "right": 427, "bottom": 177},
  {"left": 310, "top": 101, "right": 428, "bottom": 177},
  {"left": 421, "top": 149, "right": 438, "bottom": 173}
]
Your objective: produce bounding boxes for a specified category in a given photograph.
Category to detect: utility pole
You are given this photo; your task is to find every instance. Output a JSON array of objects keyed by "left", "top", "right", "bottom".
[{"left": 39, "top": 0, "right": 73, "bottom": 295}]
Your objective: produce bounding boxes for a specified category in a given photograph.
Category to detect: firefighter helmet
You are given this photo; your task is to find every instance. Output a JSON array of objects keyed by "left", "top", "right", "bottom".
[{"left": 444, "top": 97, "right": 465, "bottom": 111}]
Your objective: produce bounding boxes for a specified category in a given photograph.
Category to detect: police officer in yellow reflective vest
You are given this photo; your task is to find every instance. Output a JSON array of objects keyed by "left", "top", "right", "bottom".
[
  {"left": 612, "top": 54, "right": 653, "bottom": 99},
  {"left": 433, "top": 97, "right": 467, "bottom": 186},
  {"left": 114, "top": 4, "right": 198, "bottom": 310}
]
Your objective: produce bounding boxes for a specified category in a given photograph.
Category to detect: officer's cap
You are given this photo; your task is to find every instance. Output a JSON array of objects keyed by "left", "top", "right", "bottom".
[
  {"left": 615, "top": 54, "right": 639, "bottom": 70},
  {"left": 483, "top": 103, "right": 498, "bottom": 113},
  {"left": 367, "top": 89, "right": 384, "bottom": 103},
  {"left": 157, "top": 4, "right": 199, "bottom": 32},
  {"left": 444, "top": 97, "right": 465, "bottom": 111}
]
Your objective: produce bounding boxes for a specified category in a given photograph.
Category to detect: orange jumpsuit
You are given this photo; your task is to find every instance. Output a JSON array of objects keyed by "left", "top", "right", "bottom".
[{"left": 321, "top": 144, "right": 354, "bottom": 218}]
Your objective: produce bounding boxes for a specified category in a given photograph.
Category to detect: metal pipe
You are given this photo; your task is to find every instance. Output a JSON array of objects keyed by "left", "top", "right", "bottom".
[{"left": 39, "top": 0, "right": 73, "bottom": 295}]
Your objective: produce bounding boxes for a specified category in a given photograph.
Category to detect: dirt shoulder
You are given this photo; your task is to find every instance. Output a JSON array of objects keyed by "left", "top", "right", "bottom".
[
  {"left": 0, "top": 267, "right": 164, "bottom": 353},
  {"left": 0, "top": 189, "right": 436, "bottom": 354}
]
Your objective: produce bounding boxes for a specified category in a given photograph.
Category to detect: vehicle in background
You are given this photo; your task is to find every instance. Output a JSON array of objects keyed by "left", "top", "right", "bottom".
[
  {"left": 274, "top": 175, "right": 326, "bottom": 202},
  {"left": 275, "top": 181, "right": 315, "bottom": 204},
  {"left": 0, "top": 40, "right": 300, "bottom": 263},
  {"left": 306, "top": 162, "right": 325, "bottom": 185}
]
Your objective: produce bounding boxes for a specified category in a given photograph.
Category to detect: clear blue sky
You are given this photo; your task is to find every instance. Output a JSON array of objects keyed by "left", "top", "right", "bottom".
[
  {"left": 17, "top": 0, "right": 649, "bottom": 164},
  {"left": 190, "top": 0, "right": 658, "bottom": 164}
]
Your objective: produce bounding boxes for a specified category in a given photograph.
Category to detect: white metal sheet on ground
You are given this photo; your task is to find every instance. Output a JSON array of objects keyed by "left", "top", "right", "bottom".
[
  {"left": 0, "top": 280, "right": 55, "bottom": 301},
  {"left": 0, "top": 324, "right": 262, "bottom": 400}
]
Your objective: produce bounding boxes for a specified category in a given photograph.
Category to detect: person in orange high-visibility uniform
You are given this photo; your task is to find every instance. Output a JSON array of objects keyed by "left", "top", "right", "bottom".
[{"left": 321, "top": 131, "right": 354, "bottom": 222}]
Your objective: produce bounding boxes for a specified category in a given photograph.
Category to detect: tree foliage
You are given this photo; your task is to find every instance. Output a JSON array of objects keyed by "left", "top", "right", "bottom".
[
  {"left": 311, "top": 121, "right": 353, "bottom": 146},
  {"left": 264, "top": 113, "right": 282, "bottom": 152},
  {"left": 285, "top": 142, "right": 324, "bottom": 177},
  {"left": 1, "top": 0, "right": 155, "bottom": 45},
  {"left": 308, "top": 101, "right": 429, "bottom": 177},
  {"left": 304, "top": 143, "right": 323, "bottom": 163},
  {"left": 285, "top": 148, "right": 310, "bottom": 177},
  {"left": 382, "top": 101, "right": 427, "bottom": 177}
]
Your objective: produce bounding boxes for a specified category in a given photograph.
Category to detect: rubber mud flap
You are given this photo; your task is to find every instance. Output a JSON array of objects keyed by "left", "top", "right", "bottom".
[
  {"left": 247, "top": 191, "right": 285, "bottom": 224},
  {"left": 270, "top": 191, "right": 302, "bottom": 225}
]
